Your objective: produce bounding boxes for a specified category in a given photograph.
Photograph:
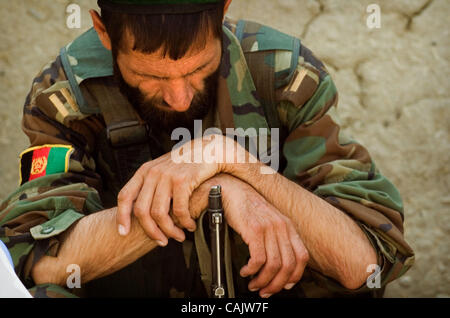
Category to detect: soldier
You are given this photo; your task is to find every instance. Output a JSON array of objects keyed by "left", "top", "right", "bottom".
[{"left": 0, "top": 0, "right": 414, "bottom": 298}]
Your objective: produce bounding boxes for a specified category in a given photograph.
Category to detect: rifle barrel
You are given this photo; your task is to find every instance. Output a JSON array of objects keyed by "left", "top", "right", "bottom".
[{"left": 209, "top": 185, "right": 226, "bottom": 298}]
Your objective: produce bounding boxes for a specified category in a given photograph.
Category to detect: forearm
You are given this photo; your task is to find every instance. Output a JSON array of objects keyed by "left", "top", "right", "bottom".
[
  {"left": 225, "top": 162, "right": 377, "bottom": 289},
  {"left": 31, "top": 207, "right": 157, "bottom": 286},
  {"left": 31, "top": 174, "right": 226, "bottom": 286}
]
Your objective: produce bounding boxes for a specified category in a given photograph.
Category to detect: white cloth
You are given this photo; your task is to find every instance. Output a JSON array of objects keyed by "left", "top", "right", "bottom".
[{"left": 0, "top": 241, "right": 32, "bottom": 298}]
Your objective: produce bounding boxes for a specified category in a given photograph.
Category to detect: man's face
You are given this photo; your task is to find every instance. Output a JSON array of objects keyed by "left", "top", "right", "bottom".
[{"left": 114, "top": 31, "right": 222, "bottom": 133}]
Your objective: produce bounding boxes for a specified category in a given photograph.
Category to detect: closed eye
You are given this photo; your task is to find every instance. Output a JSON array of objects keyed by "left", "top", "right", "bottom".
[{"left": 132, "top": 58, "right": 211, "bottom": 81}]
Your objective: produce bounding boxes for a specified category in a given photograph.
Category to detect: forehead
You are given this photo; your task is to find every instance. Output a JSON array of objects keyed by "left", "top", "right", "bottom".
[{"left": 117, "top": 29, "right": 222, "bottom": 76}]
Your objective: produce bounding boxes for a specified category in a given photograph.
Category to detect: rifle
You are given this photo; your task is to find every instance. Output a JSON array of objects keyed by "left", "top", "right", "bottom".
[{"left": 208, "top": 185, "right": 226, "bottom": 298}]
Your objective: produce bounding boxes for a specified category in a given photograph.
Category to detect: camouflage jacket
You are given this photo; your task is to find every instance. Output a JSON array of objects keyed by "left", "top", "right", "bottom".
[{"left": 0, "top": 17, "right": 414, "bottom": 298}]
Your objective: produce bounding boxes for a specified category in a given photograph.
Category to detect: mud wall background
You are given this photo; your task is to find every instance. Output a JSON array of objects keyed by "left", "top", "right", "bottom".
[{"left": 0, "top": 0, "right": 448, "bottom": 297}]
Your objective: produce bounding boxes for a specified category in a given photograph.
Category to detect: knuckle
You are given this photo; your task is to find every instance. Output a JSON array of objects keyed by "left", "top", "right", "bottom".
[
  {"left": 172, "top": 207, "right": 188, "bottom": 218},
  {"left": 251, "top": 222, "right": 264, "bottom": 234},
  {"left": 267, "top": 259, "right": 281, "bottom": 272},
  {"left": 256, "top": 256, "right": 266, "bottom": 267},
  {"left": 151, "top": 209, "right": 165, "bottom": 219},
  {"left": 172, "top": 174, "right": 186, "bottom": 186},
  {"left": 160, "top": 171, "right": 172, "bottom": 180},
  {"left": 136, "top": 164, "right": 146, "bottom": 175},
  {"left": 284, "top": 259, "right": 296, "bottom": 274},
  {"left": 253, "top": 254, "right": 266, "bottom": 267},
  {"left": 148, "top": 166, "right": 161, "bottom": 176},
  {"left": 258, "top": 218, "right": 271, "bottom": 230},
  {"left": 133, "top": 205, "right": 147, "bottom": 217},
  {"left": 299, "top": 249, "right": 310, "bottom": 264},
  {"left": 142, "top": 161, "right": 151, "bottom": 169},
  {"left": 117, "top": 189, "right": 130, "bottom": 203},
  {"left": 273, "top": 217, "right": 286, "bottom": 230}
]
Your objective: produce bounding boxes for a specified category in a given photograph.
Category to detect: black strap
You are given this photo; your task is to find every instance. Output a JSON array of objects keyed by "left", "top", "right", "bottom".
[{"left": 86, "top": 77, "right": 154, "bottom": 186}]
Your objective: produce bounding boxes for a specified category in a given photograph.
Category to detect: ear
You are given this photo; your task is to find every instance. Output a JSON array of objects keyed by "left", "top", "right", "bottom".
[
  {"left": 89, "top": 9, "right": 112, "bottom": 51},
  {"left": 223, "top": 0, "right": 232, "bottom": 15}
]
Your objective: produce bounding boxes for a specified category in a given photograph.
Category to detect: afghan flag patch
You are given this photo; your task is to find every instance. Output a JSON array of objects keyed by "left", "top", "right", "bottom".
[{"left": 19, "top": 144, "right": 74, "bottom": 185}]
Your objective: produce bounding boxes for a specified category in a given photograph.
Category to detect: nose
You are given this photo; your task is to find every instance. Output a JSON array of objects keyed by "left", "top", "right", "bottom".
[{"left": 161, "top": 78, "right": 194, "bottom": 112}]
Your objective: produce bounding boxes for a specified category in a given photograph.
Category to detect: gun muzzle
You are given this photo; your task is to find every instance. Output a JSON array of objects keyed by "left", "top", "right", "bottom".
[{"left": 208, "top": 185, "right": 226, "bottom": 298}]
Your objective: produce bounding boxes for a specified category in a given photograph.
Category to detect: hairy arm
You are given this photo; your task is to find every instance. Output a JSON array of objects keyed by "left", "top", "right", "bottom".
[
  {"left": 225, "top": 160, "right": 377, "bottom": 290},
  {"left": 31, "top": 175, "right": 217, "bottom": 286}
]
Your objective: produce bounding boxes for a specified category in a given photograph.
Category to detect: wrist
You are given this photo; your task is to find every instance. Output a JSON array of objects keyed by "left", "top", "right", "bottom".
[
  {"left": 217, "top": 135, "right": 264, "bottom": 177},
  {"left": 188, "top": 173, "right": 233, "bottom": 219}
]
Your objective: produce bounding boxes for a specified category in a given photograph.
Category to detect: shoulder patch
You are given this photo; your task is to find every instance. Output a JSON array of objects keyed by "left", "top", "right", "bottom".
[
  {"left": 279, "top": 58, "right": 320, "bottom": 109},
  {"left": 19, "top": 144, "right": 74, "bottom": 185},
  {"left": 36, "top": 81, "right": 88, "bottom": 125}
]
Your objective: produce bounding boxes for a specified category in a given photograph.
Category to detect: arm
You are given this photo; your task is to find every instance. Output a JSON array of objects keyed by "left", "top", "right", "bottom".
[
  {"left": 31, "top": 174, "right": 221, "bottom": 286},
  {"left": 225, "top": 160, "right": 376, "bottom": 289},
  {"left": 31, "top": 207, "right": 154, "bottom": 286},
  {"left": 222, "top": 48, "right": 414, "bottom": 290},
  {"left": 0, "top": 56, "right": 104, "bottom": 296}
]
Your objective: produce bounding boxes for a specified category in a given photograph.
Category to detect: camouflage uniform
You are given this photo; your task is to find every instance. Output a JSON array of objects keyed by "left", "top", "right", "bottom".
[{"left": 0, "top": 17, "right": 414, "bottom": 298}]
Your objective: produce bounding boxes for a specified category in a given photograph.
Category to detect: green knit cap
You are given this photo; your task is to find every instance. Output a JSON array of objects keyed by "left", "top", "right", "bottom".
[{"left": 98, "top": 0, "right": 223, "bottom": 14}]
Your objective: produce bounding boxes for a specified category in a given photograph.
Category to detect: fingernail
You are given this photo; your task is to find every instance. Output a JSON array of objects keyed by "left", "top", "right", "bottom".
[
  {"left": 118, "top": 225, "right": 127, "bottom": 236},
  {"left": 187, "top": 227, "right": 196, "bottom": 232},
  {"left": 261, "top": 293, "right": 272, "bottom": 298},
  {"left": 284, "top": 283, "right": 295, "bottom": 290},
  {"left": 175, "top": 236, "right": 185, "bottom": 243},
  {"left": 248, "top": 285, "right": 259, "bottom": 292},
  {"left": 156, "top": 240, "right": 167, "bottom": 247}
]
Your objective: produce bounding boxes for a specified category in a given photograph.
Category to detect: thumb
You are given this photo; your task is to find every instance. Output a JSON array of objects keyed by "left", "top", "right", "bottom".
[{"left": 116, "top": 203, "right": 132, "bottom": 236}]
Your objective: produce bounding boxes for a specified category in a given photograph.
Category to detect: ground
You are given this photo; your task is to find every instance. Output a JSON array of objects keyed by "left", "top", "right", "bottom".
[{"left": 0, "top": 0, "right": 448, "bottom": 297}]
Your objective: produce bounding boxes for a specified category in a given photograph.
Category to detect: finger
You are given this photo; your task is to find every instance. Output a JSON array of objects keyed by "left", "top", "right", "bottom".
[
  {"left": 240, "top": 230, "right": 266, "bottom": 278},
  {"left": 172, "top": 178, "right": 196, "bottom": 232},
  {"left": 259, "top": 220, "right": 296, "bottom": 296},
  {"left": 151, "top": 176, "right": 185, "bottom": 242},
  {"left": 117, "top": 172, "right": 145, "bottom": 236},
  {"left": 133, "top": 171, "right": 168, "bottom": 245},
  {"left": 248, "top": 225, "right": 281, "bottom": 293},
  {"left": 284, "top": 224, "right": 309, "bottom": 290},
  {"left": 137, "top": 211, "right": 168, "bottom": 247}
]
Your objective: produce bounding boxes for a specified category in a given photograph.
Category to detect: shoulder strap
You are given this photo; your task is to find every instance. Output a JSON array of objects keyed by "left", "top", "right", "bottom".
[{"left": 84, "top": 76, "right": 157, "bottom": 186}]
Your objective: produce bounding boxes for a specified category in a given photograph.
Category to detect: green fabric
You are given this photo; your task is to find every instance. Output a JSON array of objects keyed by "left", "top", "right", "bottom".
[
  {"left": 314, "top": 173, "right": 404, "bottom": 212},
  {"left": 46, "top": 147, "right": 71, "bottom": 174},
  {"left": 30, "top": 208, "right": 84, "bottom": 240},
  {"left": 283, "top": 136, "right": 327, "bottom": 176},
  {"left": 28, "top": 284, "right": 79, "bottom": 298}
]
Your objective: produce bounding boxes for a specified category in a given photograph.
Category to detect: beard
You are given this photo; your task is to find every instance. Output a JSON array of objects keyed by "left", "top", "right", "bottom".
[{"left": 113, "top": 60, "right": 218, "bottom": 134}]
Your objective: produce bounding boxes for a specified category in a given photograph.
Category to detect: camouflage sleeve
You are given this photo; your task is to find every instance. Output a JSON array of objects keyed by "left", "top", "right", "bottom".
[
  {"left": 0, "top": 55, "right": 104, "bottom": 296},
  {"left": 277, "top": 44, "right": 415, "bottom": 293}
]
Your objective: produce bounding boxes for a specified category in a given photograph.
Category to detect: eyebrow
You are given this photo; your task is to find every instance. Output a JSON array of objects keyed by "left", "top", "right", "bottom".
[{"left": 132, "top": 58, "right": 213, "bottom": 80}]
